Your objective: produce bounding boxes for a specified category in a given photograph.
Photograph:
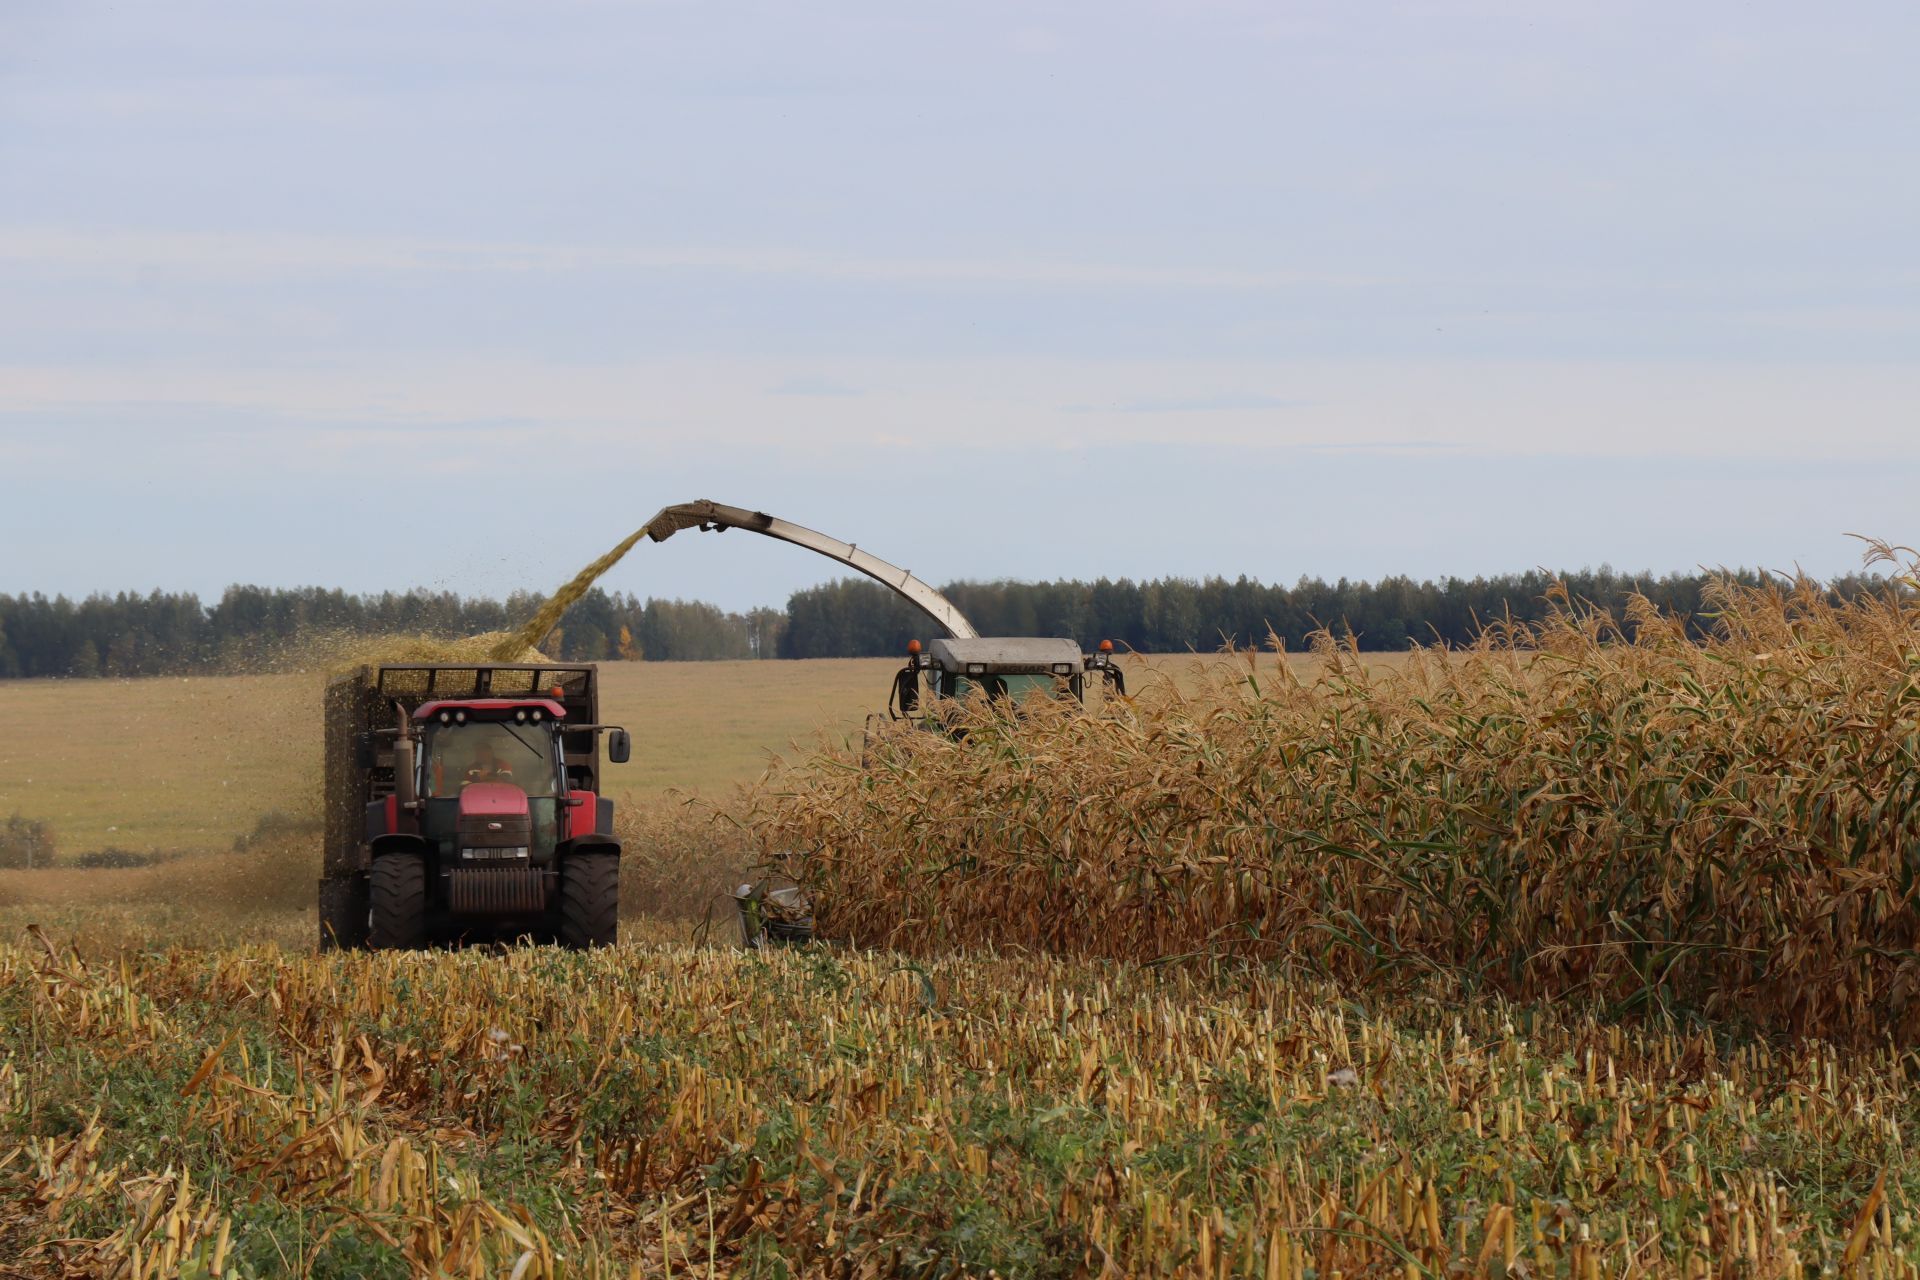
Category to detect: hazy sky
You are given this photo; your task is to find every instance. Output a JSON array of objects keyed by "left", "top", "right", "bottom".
[{"left": 2, "top": 1, "right": 1916, "bottom": 610}]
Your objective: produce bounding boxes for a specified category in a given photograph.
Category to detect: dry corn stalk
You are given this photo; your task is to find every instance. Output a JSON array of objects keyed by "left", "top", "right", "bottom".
[{"left": 756, "top": 553, "right": 1920, "bottom": 1044}]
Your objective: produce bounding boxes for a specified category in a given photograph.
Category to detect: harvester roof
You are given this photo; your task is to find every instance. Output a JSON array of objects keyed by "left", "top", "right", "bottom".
[{"left": 925, "top": 637, "right": 1085, "bottom": 674}]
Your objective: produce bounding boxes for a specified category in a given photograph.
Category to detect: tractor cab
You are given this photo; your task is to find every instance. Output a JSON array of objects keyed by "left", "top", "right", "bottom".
[
  {"left": 889, "top": 636, "right": 1124, "bottom": 721},
  {"left": 412, "top": 699, "right": 573, "bottom": 871},
  {"left": 417, "top": 699, "right": 569, "bottom": 799},
  {"left": 321, "top": 664, "right": 635, "bottom": 951}
]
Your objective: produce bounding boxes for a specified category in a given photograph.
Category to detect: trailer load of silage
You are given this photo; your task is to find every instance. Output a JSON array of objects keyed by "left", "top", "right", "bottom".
[{"left": 320, "top": 631, "right": 551, "bottom": 674}]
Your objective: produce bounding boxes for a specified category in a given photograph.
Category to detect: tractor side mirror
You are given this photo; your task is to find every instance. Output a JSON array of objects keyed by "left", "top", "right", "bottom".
[
  {"left": 354, "top": 732, "right": 375, "bottom": 771},
  {"left": 607, "top": 727, "right": 632, "bottom": 764}
]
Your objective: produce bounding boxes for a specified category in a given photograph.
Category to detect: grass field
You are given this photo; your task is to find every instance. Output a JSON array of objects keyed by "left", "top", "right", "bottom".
[
  {"left": 0, "top": 672, "right": 316, "bottom": 854},
  {"left": 0, "top": 658, "right": 908, "bottom": 855}
]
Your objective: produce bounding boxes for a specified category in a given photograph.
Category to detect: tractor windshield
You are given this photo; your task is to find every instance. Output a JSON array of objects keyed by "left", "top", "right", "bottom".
[{"left": 421, "top": 722, "right": 564, "bottom": 798}]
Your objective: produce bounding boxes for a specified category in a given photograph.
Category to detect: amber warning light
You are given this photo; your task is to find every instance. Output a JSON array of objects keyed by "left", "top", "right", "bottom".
[
  {"left": 907, "top": 639, "right": 922, "bottom": 654},
  {"left": 1099, "top": 640, "right": 1114, "bottom": 653}
]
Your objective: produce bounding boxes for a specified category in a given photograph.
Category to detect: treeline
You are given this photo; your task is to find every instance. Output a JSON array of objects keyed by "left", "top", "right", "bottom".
[
  {"left": 774, "top": 568, "right": 1890, "bottom": 657},
  {"left": 0, "top": 586, "right": 783, "bottom": 677},
  {"left": 0, "top": 568, "right": 1893, "bottom": 677}
]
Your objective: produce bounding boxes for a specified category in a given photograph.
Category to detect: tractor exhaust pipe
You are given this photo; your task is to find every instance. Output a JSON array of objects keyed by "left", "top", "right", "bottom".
[{"left": 393, "top": 703, "right": 418, "bottom": 810}]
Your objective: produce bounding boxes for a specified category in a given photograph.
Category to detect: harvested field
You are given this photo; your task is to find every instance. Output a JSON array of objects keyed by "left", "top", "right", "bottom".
[
  {"left": 5, "top": 929, "right": 1918, "bottom": 1277},
  {"left": 0, "top": 656, "right": 904, "bottom": 854}
]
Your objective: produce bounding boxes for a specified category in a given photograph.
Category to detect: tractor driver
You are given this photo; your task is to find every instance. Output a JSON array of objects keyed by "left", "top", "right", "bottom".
[{"left": 464, "top": 740, "right": 515, "bottom": 785}]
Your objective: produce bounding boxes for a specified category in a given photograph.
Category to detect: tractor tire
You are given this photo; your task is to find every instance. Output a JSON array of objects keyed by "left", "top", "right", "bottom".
[
  {"left": 557, "top": 853, "right": 619, "bottom": 949},
  {"left": 368, "top": 854, "right": 428, "bottom": 950},
  {"left": 318, "top": 874, "right": 370, "bottom": 951}
]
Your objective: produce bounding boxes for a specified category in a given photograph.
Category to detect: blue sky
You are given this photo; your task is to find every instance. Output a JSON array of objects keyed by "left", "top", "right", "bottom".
[{"left": 2, "top": 1, "right": 1915, "bottom": 610}]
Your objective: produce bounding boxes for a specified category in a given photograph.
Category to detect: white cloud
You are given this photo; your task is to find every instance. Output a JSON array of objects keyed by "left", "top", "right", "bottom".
[
  {"left": 2, "top": 357, "right": 1914, "bottom": 463},
  {"left": 0, "top": 226, "right": 1377, "bottom": 293}
]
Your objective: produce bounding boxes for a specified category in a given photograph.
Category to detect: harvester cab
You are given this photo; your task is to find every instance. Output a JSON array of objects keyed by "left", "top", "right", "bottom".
[
  {"left": 889, "top": 636, "right": 1125, "bottom": 721},
  {"left": 319, "top": 664, "right": 631, "bottom": 951}
]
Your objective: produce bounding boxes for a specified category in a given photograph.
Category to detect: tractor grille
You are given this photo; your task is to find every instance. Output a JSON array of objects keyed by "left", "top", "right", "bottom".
[{"left": 448, "top": 867, "right": 551, "bottom": 915}]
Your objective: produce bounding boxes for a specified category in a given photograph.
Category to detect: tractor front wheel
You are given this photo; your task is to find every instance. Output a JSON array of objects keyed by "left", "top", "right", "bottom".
[
  {"left": 369, "top": 854, "right": 428, "bottom": 950},
  {"left": 557, "top": 853, "right": 619, "bottom": 949}
]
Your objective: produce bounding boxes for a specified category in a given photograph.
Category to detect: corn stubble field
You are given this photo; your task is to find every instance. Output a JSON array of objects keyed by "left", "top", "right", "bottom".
[{"left": 8, "top": 559, "right": 1920, "bottom": 1276}]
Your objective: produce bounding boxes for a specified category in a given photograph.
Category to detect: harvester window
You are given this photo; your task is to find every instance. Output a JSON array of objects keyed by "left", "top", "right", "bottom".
[
  {"left": 943, "top": 673, "right": 1071, "bottom": 704},
  {"left": 422, "top": 723, "right": 564, "bottom": 798}
]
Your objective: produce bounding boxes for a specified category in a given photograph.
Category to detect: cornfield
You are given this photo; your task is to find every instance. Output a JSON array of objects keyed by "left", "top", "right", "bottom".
[
  {"left": 614, "top": 794, "right": 760, "bottom": 922},
  {"left": 756, "top": 551, "right": 1920, "bottom": 1045},
  {"left": 5, "top": 927, "right": 1919, "bottom": 1276}
]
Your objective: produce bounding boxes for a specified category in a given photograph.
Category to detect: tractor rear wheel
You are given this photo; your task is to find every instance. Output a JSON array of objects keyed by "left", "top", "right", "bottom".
[
  {"left": 369, "top": 854, "right": 428, "bottom": 950},
  {"left": 557, "top": 853, "right": 619, "bottom": 949},
  {"left": 318, "top": 874, "right": 370, "bottom": 951}
]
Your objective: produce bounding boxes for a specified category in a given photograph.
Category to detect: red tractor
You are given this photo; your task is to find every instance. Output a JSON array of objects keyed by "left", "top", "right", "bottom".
[{"left": 318, "top": 663, "right": 630, "bottom": 950}]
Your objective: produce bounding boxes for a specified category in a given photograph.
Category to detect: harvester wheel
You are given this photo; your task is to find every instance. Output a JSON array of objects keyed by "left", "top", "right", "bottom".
[
  {"left": 558, "top": 853, "right": 619, "bottom": 949},
  {"left": 369, "top": 854, "right": 428, "bottom": 950},
  {"left": 318, "top": 874, "right": 370, "bottom": 951}
]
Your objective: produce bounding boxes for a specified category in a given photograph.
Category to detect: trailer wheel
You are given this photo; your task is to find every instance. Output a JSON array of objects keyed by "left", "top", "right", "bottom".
[
  {"left": 558, "top": 853, "right": 619, "bottom": 949},
  {"left": 318, "top": 874, "right": 370, "bottom": 951},
  {"left": 369, "top": 854, "right": 428, "bottom": 950}
]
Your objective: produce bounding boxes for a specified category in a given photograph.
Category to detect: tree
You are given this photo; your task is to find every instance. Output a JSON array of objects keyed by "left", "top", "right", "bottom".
[{"left": 0, "top": 814, "right": 52, "bottom": 869}]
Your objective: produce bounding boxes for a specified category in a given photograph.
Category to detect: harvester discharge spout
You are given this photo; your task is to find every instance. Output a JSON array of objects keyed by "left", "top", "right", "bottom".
[{"left": 641, "top": 499, "right": 979, "bottom": 640}]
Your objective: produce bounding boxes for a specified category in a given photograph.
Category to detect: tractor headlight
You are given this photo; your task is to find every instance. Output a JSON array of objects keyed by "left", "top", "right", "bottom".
[
  {"left": 462, "top": 847, "right": 529, "bottom": 860},
  {"left": 514, "top": 709, "right": 528, "bottom": 723},
  {"left": 454, "top": 710, "right": 467, "bottom": 724},
  {"left": 1052, "top": 663, "right": 1073, "bottom": 675},
  {"left": 966, "top": 663, "right": 985, "bottom": 675},
  {"left": 530, "top": 709, "right": 543, "bottom": 723}
]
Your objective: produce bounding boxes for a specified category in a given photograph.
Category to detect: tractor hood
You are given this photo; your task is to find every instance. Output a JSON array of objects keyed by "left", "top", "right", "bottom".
[
  {"left": 458, "top": 782, "right": 531, "bottom": 819},
  {"left": 456, "top": 782, "right": 538, "bottom": 865}
]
